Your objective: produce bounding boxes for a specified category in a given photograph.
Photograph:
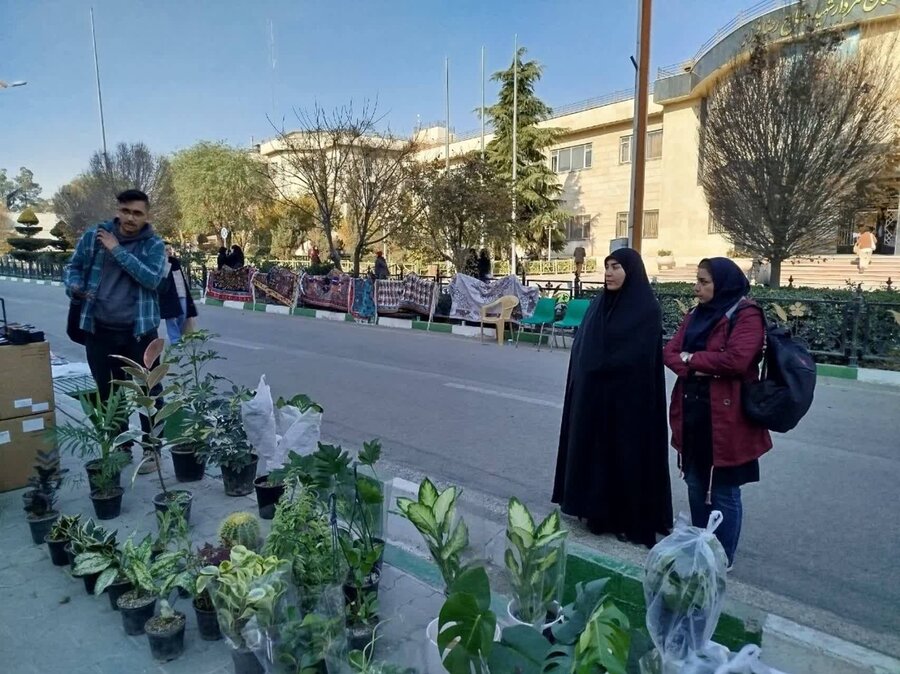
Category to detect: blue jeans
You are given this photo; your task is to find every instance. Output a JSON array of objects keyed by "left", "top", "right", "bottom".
[
  {"left": 685, "top": 471, "right": 743, "bottom": 566},
  {"left": 166, "top": 298, "right": 188, "bottom": 344}
]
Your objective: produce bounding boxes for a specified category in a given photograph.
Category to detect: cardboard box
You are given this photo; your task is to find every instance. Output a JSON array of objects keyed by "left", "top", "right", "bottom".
[
  {"left": 0, "top": 341, "right": 55, "bottom": 421},
  {"left": 0, "top": 411, "right": 56, "bottom": 492}
]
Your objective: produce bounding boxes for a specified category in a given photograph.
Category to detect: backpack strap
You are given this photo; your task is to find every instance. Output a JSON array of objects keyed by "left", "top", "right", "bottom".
[{"left": 727, "top": 299, "right": 769, "bottom": 377}]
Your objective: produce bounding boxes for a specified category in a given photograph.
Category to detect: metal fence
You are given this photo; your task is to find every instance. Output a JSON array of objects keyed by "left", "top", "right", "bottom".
[{"left": 0, "top": 256, "right": 66, "bottom": 281}]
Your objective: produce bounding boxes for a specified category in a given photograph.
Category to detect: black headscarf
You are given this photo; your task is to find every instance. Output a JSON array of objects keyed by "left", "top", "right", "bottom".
[
  {"left": 682, "top": 257, "right": 749, "bottom": 352},
  {"left": 570, "top": 248, "right": 660, "bottom": 374}
]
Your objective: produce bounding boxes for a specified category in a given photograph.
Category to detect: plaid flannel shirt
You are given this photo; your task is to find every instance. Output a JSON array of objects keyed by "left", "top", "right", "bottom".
[{"left": 64, "top": 220, "right": 167, "bottom": 338}]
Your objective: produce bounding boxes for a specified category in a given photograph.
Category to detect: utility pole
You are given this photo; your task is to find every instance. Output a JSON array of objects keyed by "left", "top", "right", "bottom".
[
  {"left": 510, "top": 35, "right": 518, "bottom": 275},
  {"left": 627, "top": 0, "right": 652, "bottom": 254},
  {"left": 480, "top": 46, "right": 485, "bottom": 161},
  {"left": 90, "top": 8, "right": 110, "bottom": 175},
  {"left": 445, "top": 57, "right": 451, "bottom": 172}
]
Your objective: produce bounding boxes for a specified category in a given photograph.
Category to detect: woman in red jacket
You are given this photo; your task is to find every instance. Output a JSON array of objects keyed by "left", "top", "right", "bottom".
[{"left": 663, "top": 257, "right": 772, "bottom": 568}]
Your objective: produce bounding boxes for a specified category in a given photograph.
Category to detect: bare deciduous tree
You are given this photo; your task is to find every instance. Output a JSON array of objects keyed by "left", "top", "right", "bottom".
[
  {"left": 699, "top": 26, "right": 899, "bottom": 286},
  {"left": 266, "top": 102, "right": 379, "bottom": 271}
]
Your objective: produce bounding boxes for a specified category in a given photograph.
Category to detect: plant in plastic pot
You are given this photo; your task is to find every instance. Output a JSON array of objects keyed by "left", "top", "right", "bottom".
[
  {"left": 115, "top": 535, "right": 167, "bottom": 635},
  {"left": 112, "top": 339, "right": 192, "bottom": 518},
  {"left": 202, "top": 388, "right": 258, "bottom": 496},
  {"left": 45, "top": 514, "right": 81, "bottom": 566},
  {"left": 504, "top": 499, "right": 567, "bottom": 632},
  {"left": 70, "top": 519, "right": 119, "bottom": 595},
  {"left": 143, "top": 558, "right": 194, "bottom": 662},
  {"left": 190, "top": 543, "right": 230, "bottom": 641},
  {"left": 196, "top": 545, "right": 293, "bottom": 671},
  {"left": 152, "top": 502, "right": 191, "bottom": 558},
  {"left": 219, "top": 511, "right": 261, "bottom": 551},
  {"left": 339, "top": 532, "right": 382, "bottom": 651},
  {"left": 164, "top": 330, "right": 226, "bottom": 482},
  {"left": 53, "top": 386, "right": 138, "bottom": 498},
  {"left": 22, "top": 449, "right": 66, "bottom": 544},
  {"left": 86, "top": 451, "right": 130, "bottom": 520}
]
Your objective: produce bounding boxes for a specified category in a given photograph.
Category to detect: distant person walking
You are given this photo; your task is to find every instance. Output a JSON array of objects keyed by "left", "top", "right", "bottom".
[
  {"left": 64, "top": 189, "right": 167, "bottom": 472},
  {"left": 663, "top": 257, "right": 772, "bottom": 570},
  {"left": 310, "top": 246, "right": 322, "bottom": 266},
  {"left": 553, "top": 248, "right": 673, "bottom": 548},
  {"left": 374, "top": 251, "right": 389, "bottom": 280},
  {"left": 159, "top": 244, "right": 198, "bottom": 344},
  {"left": 216, "top": 246, "right": 228, "bottom": 270},
  {"left": 855, "top": 226, "right": 877, "bottom": 273}
]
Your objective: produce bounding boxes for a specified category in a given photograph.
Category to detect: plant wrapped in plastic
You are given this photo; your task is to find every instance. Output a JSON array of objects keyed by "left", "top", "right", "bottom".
[
  {"left": 504, "top": 498, "right": 567, "bottom": 627},
  {"left": 643, "top": 512, "right": 728, "bottom": 667},
  {"left": 243, "top": 584, "right": 348, "bottom": 674},
  {"left": 196, "top": 545, "right": 294, "bottom": 651}
]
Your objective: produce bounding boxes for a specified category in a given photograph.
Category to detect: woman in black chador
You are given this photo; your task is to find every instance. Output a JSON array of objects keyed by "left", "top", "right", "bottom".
[{"left": 552, "top": 247, "right": 672, "bottom": 547}]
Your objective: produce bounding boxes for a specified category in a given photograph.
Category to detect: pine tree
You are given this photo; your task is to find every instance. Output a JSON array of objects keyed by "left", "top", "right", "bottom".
[{"left": 485, "top": 47, "right": 567, "bottom": 258}]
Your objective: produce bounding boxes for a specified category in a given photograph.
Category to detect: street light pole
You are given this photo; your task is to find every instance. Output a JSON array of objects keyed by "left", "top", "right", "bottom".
[
  {"left": 90, "top": 8, "right": 110, "bottom": 174},
  {"left": 511, "top": 34, "right": 518, "bottom": 275},
  {"left": 0, "top": 80, "right": 27, "bottom": 89},
  {"left": 627, "top": 0, "right": 652, "bottom": 254}
]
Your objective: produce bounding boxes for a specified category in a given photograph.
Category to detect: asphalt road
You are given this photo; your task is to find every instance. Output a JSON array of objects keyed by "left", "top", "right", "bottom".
[{"left": 2, "top": 278, "right": 898, "bottom": 656}]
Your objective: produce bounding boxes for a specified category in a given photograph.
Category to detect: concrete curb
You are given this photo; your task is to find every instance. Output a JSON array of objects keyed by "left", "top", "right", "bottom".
[
  {"left": 386, "top": 477, "right": 900, "bottom": 674},
  {"left": 0, "top": 275, "right": 62, "bottom": 287}
]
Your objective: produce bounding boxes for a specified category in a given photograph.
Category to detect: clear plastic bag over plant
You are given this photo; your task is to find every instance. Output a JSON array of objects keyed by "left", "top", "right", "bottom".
[
  {"left": 242, "top": 375, "right": 277, "bottom": 471},
  {"left": 644, "top": 511, "right": 728, "bottom": 667},
  {"left": 714, "top": 645, "right": 772, "bottom": 674}
]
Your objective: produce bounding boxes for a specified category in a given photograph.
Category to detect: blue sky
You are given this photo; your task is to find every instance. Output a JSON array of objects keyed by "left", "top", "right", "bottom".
[{"left": 2, "top": 0, "right": 754, "bottom": 196}]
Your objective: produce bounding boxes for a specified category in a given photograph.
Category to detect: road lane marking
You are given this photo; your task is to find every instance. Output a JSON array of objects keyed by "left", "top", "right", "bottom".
[
  {"left": 443, "top": 382, "right": 563, "bottom": 409},
  {"left": 212, "top": 338, "right": 264, "bottom": 351}
]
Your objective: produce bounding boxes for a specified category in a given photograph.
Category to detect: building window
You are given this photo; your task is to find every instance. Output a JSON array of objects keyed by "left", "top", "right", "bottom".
[
  {"left": 708, "top": 213, "right": 726, "bottom": 234},
  {"left": 619, "top": 130, "right": 663, "bottom": 164},
  {"left": 643, "top": 210, "right": 659, "bottom": 239},
  {"left": 616, "top": 212, "right": 629, "bottom": 238},
  {"left": 551, "top": 143, "right": 593, "bottom": 173},
  {"left": 565, "top": 214, "right": 592, "bottom": 241}
]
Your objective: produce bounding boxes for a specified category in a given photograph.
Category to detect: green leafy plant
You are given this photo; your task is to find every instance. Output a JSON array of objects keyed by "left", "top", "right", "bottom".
[
  {"left": 263, "top": 486, "right": 337, "bottom": 612},
  {"left": 196, "top": 545, "right": 291, "bottom": 648},
  {"left": 112, "top": 338, "right": 185, "bottom": 497},
  {"left": 71, "top": 521, "right": 120, "bottom": 593},
  {"left": 53, "top": 386, "right": 138, "bottom": 464},
  {"left": 505, "top": 499, "right": 567, "bottom": 625},
  {"left": 22, "top": 449, "right": 66, "bottom": 518},
  {"left": 396, "top": 478, "right": 469, "bottom": 593},
  {"left": 219, "top": 511, "right": 261, "bottom": 550},
  {"left": 438, "top": 566, "right": 498, "bottom": 674},
  {"left": 47, "top": 514, "right": 82, "bottom": 542},
  {"left": 276, "top": 393, "right": 324, "bottom": 414},
  {"left": 153, "top": 503, "right": 190, "bottom": 556},
  {"left": 201, "top": 386, "right": 256, "bottom": 471}
]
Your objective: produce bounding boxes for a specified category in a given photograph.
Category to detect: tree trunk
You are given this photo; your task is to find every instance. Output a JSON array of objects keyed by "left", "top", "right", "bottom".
[
  {"left": 352, "top": 244, "right": 363, "bottom": 277},
  {"left": 769, "top": 259, "right": 783, "bottom": 288}
]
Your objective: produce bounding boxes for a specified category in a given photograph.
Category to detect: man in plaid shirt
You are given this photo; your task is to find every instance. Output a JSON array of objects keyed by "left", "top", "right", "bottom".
[{"left": 65, "top": 189, "right": 167, "bottom": 471}]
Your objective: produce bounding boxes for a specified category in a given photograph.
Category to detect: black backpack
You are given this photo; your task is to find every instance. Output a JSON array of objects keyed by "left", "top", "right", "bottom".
[{"left": 729, "top": 304, "right": 817, "bottom": 433}]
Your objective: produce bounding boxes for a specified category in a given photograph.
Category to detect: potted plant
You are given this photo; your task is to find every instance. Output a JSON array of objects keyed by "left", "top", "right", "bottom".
[
  {"left": 22, "top": 449, "right": 66, "bottom": 544},
  {"left": 275, "top": 602, "right": 348, "bottom": 674},
  {"left": 143, "top": 555, "right": 194, "bottom": 662},
  {"left": 165, "top": 330, "right": 225, "bottom": 482},
  {"left": 262, "top": 484, "right": 337, "bottom": 613},
  {"left": 254, "top": 394, "right": 324, "bottom": 519},
  {"left": 45, "top": 514, "right": 81, "bottom": 566},
  {"left": 396, "top": 477, "right": 471, "bottom": 665},
  {"left": 219, "top": 511, "right": 261, "bottom": 551},
  {"left": 197, "top": 545, "right": 292, "bottom": 674},
  {"left": 70, "top": 520, "right": 119, "bottom": 595},
  {"left": 113, "top": 338, "right": 194, "bottom": 521},
  {"left": 116, "top": 534, "right": 181, "bottom": 635},
  {"left": 504, "top": 498, "right": 567, "bottom": 633},
  {"left": 204, "top": 388, "right": 258, "bottom": 496},
  {"left": 54, "top": 386, "right": 138, "bottom": 503},
  {"left": 190, "top": 542, "right": 230, "bottom": 641},
  {"left": 152, "top": 502, "right": 191, "bottom": 559},
  {"left": 657, "top": 249, "right": 676, "bottom": 270}
]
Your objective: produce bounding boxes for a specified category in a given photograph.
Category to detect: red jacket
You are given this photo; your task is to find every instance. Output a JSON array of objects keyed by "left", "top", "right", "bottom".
[{"left": 663, "top": 299, "right": 772, "bottom": 467}]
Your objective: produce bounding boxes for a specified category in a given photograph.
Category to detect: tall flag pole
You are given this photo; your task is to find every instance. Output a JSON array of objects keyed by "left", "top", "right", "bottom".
[
  {"left": 445, "top": 57, "right": 451, "bottom": 172},
  {"left": 90, "top": 8, "right": 109, "bottom": 175}
]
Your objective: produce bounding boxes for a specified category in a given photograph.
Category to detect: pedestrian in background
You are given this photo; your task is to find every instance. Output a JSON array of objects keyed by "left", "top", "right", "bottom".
[
  {"left": 854, "top": 225, "right": 877, "bottom": 273},
  {"left": 664, "top": 257, "right": 772, "bottom": 570},
  {"left": 216, "top": 246, "right": 228, "bottom": 270},
  {"left": 374, "top": 250, "right": 389, "bottom": 280},
  {"left": 553, "top": 248, "right": 673, "bottom": 548},
  {"left": 159, "top": 243, "right": 198, "bottom": 344},
  {"left": 226, "top": 244, "right": 245, "bottom": 269}
]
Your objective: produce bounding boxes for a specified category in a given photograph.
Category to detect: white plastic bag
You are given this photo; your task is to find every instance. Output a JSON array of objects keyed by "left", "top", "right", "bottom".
[
  {"left": 644, "top": 511, "right": 729, "bottom": 666},
  {"left": 275, "top": 404, "right": 322, "bottom": 461},
  {"left": 241, "top": 375, "right": 277, "bottom": 471},
  {"left": 715, "top": 645, "right": 772, "bottom": 674}
]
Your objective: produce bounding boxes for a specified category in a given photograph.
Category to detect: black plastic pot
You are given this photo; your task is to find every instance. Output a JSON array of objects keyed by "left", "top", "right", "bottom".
[
  {"left": 347, "top": 622, "right": 377, "bottom": 652},
  {"left": 342, "top": 570, "right": 381, "bottom": 607},
  {"left": 145, "top": 612, "right": 186, "bottom": 662},
  {"left": 27, "top": 513, "right": 59, "bottom": 545},
  {"left": 81, "top": 570, "right": 102, "bottom": 595},
  {"left": 221, "top": 455, "right": 258, "bottom": 497},
  {"left": 65, "top": 543, "right": 76, "bottom": 569},
  {"left": 106, "top": 579, "right": 133, "bottom": 611},
  {"left": 118, "top": 593, "right": 157, "bottom": 635},
  {"left": 152, "top": 490, "right": 194, "bottom": 524},
  {"left": 90, "top": 488, "right": 124, "bottom": 520},
  {"left": 373, "top": 537, "right": 386, "bottom": 575},
  {"left": 231, "top": 647, "right": 264, "bottom": 674},
  {"left": 194, "top": 600, "right": 222, "bottom": 641},
  {"left": 85, "top": 459, "right": 122, "bottom": 493},
  {"left": 45, "top": 536, "right": 70, "bottom": 566},
  {"left": 171, "top": 445, "right": 207, "bottom": 482},
  {"left": 253, "top": 475, "right": 285, "bottom": 519}
]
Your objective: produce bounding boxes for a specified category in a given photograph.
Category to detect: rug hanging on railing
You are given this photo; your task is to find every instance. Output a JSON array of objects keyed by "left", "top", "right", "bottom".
[
  {"left": 206, "top": 266, "right": 256, "bottom": 303},
  {"left": 447, "top": 274, "right": 539, "bottom": 323},
  {"left": 350, "top": 277, "right": 377, "bottom": 321},
  {"left": 252, "top": 267, "right": 300, "bottom": 307},
  {"left": 299, "top": 270, "right": 353, "bottom": 313},
  {"left": 374, "top": 273, "right": 437, "bottom": 318}
]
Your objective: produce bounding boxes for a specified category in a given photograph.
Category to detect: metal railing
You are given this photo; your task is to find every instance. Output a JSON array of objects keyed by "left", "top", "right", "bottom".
[{"left": 0, "top": 256, "right": 66, "bottom": 281}]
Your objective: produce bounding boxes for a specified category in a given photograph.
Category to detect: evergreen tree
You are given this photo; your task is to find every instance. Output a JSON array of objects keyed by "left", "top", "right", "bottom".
[
  {"left": 485, "top": 47, "right": 567, "bottom": 258},
  {"left": 7, "top": 207, "right": 44, "bottom": 261}
]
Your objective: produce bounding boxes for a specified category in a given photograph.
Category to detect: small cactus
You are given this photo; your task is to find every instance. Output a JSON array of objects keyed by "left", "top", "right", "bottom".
[{"left": 218, "top": 512, "right": 260, "bottom": 550}]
